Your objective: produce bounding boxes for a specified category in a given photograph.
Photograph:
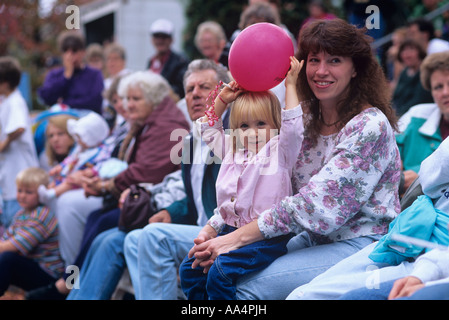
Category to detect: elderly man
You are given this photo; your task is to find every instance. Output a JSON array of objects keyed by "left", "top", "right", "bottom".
[
  {"left": 122, "top": 59, "right": 231, "bottom": 300},
  {"left": 63, "top": 60, "right": 230, "bottom": 300}
]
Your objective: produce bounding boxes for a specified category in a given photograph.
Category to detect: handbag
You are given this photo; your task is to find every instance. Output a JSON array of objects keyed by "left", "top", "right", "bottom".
[{"left": 118, "top": 184, "right": 156, "bottom": 232}]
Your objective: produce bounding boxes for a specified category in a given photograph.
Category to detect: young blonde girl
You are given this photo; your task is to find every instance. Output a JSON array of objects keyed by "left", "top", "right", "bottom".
[
  {"left": 179, "top": 57, "right": 304, "bottom": 300},
  {"left": 38, "top": 112, "right": 110, "bottom": 204}
]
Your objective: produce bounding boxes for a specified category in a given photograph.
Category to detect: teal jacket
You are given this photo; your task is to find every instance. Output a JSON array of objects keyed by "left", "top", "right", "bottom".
[
  {"left": 369, "top": 195, "right": 449, "bottom": 265},
  {"left": 396, "top": 103, "right": 441, "bottom": 173}
]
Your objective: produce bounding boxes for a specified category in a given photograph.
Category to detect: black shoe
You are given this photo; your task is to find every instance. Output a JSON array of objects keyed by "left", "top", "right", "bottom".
[{"left": 25, "top": 283, "right": 67, "bottom": 300}]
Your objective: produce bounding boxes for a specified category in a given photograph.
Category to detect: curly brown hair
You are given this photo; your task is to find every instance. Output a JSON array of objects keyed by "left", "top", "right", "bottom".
[{"left": 295, "top": 19, "right": 398, "bottom": 143}]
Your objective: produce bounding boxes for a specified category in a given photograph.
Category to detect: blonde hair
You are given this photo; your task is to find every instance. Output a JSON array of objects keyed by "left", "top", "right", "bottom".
[
  {"left": 16, "top": 167, "right": 50, "bottom": 189},
  {"left": 229, "top": 91, "right": 281, "bottom": 151},
  {"left": 230, "top": 91, "right": 281, "bottom": 130},
  {"left": 85, "top": 43, "right": 104, "bottom": 62},
  {"left": 194, "top": 21, "right": 227, "bottom": 48},
  {"left": 45, "top": 114, "right": 77, "bottom": 165},
  {"left": 104, "top": 42, "right": 126, "bottom": 61},
  {"left": 420, "top": 51, "right": 449, "bottom": 91}
]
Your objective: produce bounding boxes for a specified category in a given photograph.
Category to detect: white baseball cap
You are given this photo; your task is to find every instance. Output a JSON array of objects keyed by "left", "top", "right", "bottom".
[{"left": 150, "top": 19, "right": 174, "bottom": 36}]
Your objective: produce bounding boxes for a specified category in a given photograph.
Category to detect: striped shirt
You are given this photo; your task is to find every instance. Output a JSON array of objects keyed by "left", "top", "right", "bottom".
[{"left": 2, "top": 206, "right": 64, "bottom": 278}]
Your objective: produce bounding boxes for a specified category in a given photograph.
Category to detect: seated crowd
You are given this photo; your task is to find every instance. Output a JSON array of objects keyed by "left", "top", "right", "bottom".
[{"left": 1, "top": 10, "right": 449, "bottom": 301}]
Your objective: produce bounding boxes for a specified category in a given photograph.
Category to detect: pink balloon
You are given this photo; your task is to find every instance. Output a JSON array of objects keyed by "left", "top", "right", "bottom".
[{"left": 228, "top": 23, "right": 294, "bottom": 92}]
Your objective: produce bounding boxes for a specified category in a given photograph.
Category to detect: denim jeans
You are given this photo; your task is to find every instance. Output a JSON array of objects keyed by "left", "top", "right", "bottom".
[
  {"left": 67, "top": 227, "right": 127, "bottom": 300},
  {"left": 235, "top": 232, "right": 382, "bottom": 300},
  {"left": 288, "top": 240, "right": 415, "bottom": 300},
  {"left": 339, "top": 278, "right": 398, "bottom": 300},
  {"left": 124, "top": 223, "right": 203, "bottom": 300},
  {"left": 179, "top": 225, "right": 293, "bottom": 300},
  {"left": 399, "top": 282, "right": 449, "bottom": 300},
  {"left": 340, "top": 278, "right": 449, "bottom": 300}
]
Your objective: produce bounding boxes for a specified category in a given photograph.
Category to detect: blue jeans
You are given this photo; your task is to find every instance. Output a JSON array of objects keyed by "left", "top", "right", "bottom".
[
  {"left": 237, "top": 232, "right": 381, "bottom": 300},
  {"left": 179, "top": 225, "right": 293, "bottom": 300},
  {"left": 400, "top": 282, "right": 449, "bottom": 300},
  {"left": 67, "top": 228, "right": 126, "bottom": 300},
  {"left": 339, "top": 278, "right": 397, "bottom": 300},
  {"left": 340, "top": 278, "right": 449, "bottom": 300},
  {"left": 124, "top": 223, "right": 202, "bottom": 300},
  {"left": 288, "top": 240, "right": 415, "bottom": 300}
]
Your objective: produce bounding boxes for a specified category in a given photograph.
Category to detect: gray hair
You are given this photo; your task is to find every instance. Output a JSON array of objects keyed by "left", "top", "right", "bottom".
[
  {"left": 238, "top": 2, "right": 280, "bottom": 30},
  {"left": 183, "top": 59, "right": 230, "bottom": 89},
  {"left": 118, "top": 71, "right": 171, "bottom": 107},
  {"left": 104, "top": 43, "right": 126, "bottom": 61},
  {"left": 194, "top": 21, "right": 227, "bottom": 48}
]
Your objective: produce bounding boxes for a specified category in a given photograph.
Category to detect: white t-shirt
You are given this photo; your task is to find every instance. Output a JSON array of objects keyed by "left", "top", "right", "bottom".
[
  {"left": 191, "top": 132, "right": 209, "bottom": 227},
  {"left": 0, "top": 89, "right": 38, "bottom": 200}
]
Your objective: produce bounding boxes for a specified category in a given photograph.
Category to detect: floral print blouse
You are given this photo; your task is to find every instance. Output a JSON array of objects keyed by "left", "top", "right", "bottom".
[{"left": 258, "top": 107, "right": 402, "bottom": 244}]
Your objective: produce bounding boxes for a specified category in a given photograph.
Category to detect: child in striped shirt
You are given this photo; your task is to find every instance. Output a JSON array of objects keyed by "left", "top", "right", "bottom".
[{"left": 0, "top": 167, "right": 64, "bottom": 298}]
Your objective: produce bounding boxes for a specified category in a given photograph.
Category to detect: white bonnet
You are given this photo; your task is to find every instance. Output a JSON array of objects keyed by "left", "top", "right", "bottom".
[{"left": 67, "top": 112, "right": 109, "bottom": 148}]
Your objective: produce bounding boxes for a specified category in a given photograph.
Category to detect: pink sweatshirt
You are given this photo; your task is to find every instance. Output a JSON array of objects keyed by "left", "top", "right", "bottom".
[{"left": 198, "top": 105, "right": 304, "bottom": 231}]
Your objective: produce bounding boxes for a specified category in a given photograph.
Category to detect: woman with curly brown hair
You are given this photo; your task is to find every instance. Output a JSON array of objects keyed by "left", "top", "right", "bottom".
[{"left": 185, "top": 18, "right": 402, "bottom": 300}]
